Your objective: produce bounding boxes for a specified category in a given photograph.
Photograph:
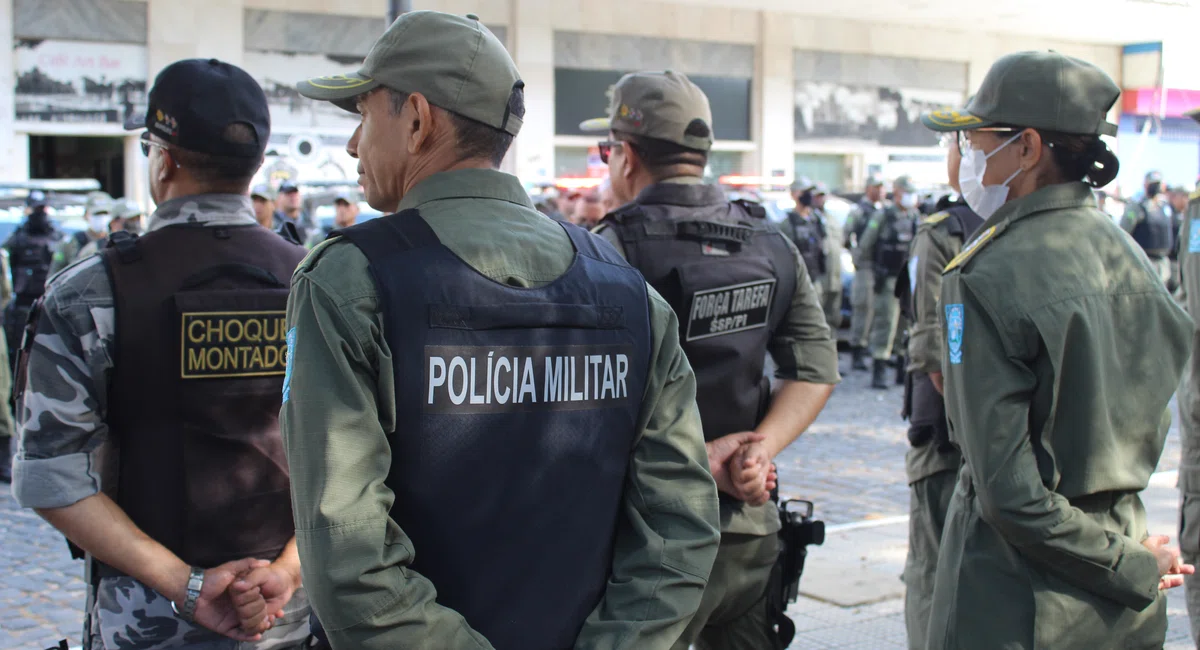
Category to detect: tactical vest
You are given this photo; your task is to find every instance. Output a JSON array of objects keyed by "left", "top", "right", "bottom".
[
  {"left": 603, "top": 185, "right": 797, "bottom": 441},
  {"left": 874, "top": 207, "right": 918, "bottom": 277},
  {"left": 904, "top": 204, "right": 982, "bottom": 450},
  {"left": 1132, "top": 199, "right": 1173, "bottom": 255},
  {"left": 853, "top": 199, "right": 876, "bottom": 241},
  {"left": 99, "top": 223, "right": 306, "bottom": 572},
  {"left": 7, "top": 226, "right": 58, "bottom": 305},
  {"left": 339, "top": 212, "right": 651, "bottom": 650},
  {"left": 786, "top": 211, "right": 826, "bottom": 278}
]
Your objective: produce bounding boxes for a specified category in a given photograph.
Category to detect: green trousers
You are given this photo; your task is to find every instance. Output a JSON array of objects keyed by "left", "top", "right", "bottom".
[
  {"left": 1178, "top": 363, "right": 1200, "bottom": 644},
  {"left": 849, "top": 268, "right": 875, "bottom": 348},
  {"left": 0, "top": 332, "right": 13, "bottom": 440},
  {"left": 905, "top": 469, "right": 957, "bottom": 650},
  {"left": 868, "top": 276, "right": 900, "bottom": 360},
  {"left": 813, "top": 274, "right": 843, "bottom": 332},
  {"left": 672, "top": 532, "right": 782, "bottom": 650}
]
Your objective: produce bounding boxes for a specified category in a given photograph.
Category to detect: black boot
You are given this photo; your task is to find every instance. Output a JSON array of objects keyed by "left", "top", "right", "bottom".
[
  {"left": 0, "top": 436, "right": 10, "bottom": 484},
  {"left": 871, "top": 359, "right": 888, "bottom": 390},
  {"left": 851, "top": 347, "right": 869, "bottom": 371}
]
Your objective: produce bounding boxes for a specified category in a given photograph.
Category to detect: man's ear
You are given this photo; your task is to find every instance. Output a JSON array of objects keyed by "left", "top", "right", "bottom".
[{"left": 406, "top": 92, "right": 436, "bottom": 155}]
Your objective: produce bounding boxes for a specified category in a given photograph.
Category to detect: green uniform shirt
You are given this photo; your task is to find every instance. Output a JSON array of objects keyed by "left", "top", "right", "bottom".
[
  {"left": 1176, "top": 198, "right": 1200, "bottom": 493},
  {"left": 933, "top": 182, "right": 1193, "bottom": 647},
  {"left": 282, "top": 169, "right": 721, "bottom": 650},
  {"left": 595, "top": 181, "right": 840, "bottom": 536},
  {"left": 904, "top": 212, "right": 964, "bottom": 484}
]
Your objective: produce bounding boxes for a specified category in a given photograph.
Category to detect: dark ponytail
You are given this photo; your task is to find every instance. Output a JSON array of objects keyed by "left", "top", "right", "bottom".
[{"left": 1038, "top": 130, "right": 1119, "bottom": 188}]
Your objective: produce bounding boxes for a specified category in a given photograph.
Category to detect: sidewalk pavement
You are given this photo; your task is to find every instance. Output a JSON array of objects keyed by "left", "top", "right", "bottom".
[{"left": 783, "top": 470, "right": 1197, "bottom": 649}]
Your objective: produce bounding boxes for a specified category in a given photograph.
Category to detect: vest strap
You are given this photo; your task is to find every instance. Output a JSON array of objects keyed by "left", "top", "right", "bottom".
[{"left": 106, "top": 230, "right": 141, "bottom": 264}]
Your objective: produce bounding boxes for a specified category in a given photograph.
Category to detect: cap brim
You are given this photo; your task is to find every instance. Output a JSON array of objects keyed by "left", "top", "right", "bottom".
[
  {"left": 579, "top": 117, "right": 611, "bottom": 133},
  {"left": 296, "top": 73, "right": 381, "bottom": 113},
  {"left": 920, "top": 109, "right": 993, "bottom": 132}
]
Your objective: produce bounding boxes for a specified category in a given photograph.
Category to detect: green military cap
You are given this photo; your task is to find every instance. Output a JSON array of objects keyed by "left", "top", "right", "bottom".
[
  {"left": 85, "top": 191, "right": 113, "bottom": 215},
  {"left": 1145, "top": 170, "right": 1163, "bottom": 184},
  {"left": 865, "top": 173, "right": 885, "bottom": 188},
  {"left": 791, "top": 176, "right": 814, "bottom": 193},
  {"left": 295, "top": 11, "right": 523, "bottom": 136},
  {"left": 113, "top": 199, "right": 143, "bottom": 219},
  {"left": 894, "top": 176, "right": 916, "bottom": 193},
  {"left": 921, "top": 51, "right": 1119, "bottom": 136},
  {"left": 579, "top": 71, "right": 714, "bottom": 151},
  {"left": 250, "top": 184, "right": 272, "bottom": 200}
]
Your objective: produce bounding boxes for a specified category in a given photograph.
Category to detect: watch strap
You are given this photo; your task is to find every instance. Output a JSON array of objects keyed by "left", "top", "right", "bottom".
[{"left": 170, "top": 566, "right": 204, "bottom": 622}]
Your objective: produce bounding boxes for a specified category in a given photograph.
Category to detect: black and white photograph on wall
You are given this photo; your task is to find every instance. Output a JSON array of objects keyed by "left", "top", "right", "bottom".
[
  {"left": 793, "top": 83, "right": 963, "bottom": 148},
  {"left": 14, "top": 39, "right": 147, "bottom": 125}
]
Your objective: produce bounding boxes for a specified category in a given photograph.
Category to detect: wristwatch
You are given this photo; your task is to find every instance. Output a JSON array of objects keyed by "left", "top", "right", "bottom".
[{"left": 170, "top": 566, "right": 204, "bottom": 622}]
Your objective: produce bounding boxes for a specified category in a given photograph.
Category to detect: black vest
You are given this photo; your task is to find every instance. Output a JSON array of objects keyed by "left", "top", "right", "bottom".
[
  {"left": 905, "top": 204, "right": 983, "bottom": 449},
  {"left": 786, "top": 210, "right": 826, "bottom": 278},
  {"left": 601, "top": 183, "right": 796, "bottom": 441},
  {"left": 339, "top": 212, "right": 651, "bottom": 650},
  {"left": 7, "top": 225, "right": 58, "bottom": 304},
  {"left": 101, "top": 224, "right": 306, "bottom": 571},
  {"left": 854, "top": 199, "right": 876, "bottom": 240},
  {"left": 874, "top": 207, "right": 918, "bottom": 277},
  {"left": 1132, "top": 199, "right": 1173, "bottom": 255}
]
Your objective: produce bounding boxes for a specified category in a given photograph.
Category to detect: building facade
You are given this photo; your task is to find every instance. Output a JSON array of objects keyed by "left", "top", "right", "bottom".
[{"left": 0, "top": 0, "right": 1194, "bottom": 206}]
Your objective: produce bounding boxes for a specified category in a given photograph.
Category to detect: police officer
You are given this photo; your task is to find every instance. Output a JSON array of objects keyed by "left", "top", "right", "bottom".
[
  {"left": 0, "top": 249, "right": 14, "bottom": 483},
  {"left": 845, "top": 174, "right": 885, "bottom": 371},
  {"left": 1176, "top": 108, "right": 1200, "bottom": 644},
  {"left": 921, "top": 50, "right": 1193, "bottom": 648},
  {"left": 858, "top": 176, "right": 919, "bottom": 389},
  {"left": 1122, "top": 170, "right": 1174, "bottom": 286},
  {"left": 75, "top": 200, "right": 146, "bottom": 260},
  {"left": 273, "top": 183, "right": 310, "bottom": 243},
  {"left": 783, "top": 180, "right": 843, "bottom": 332},
  {"left": 50, "top": 192, "right": 112, "bottom": 276},
  {"left": 2, "top": 191, "right": 59, "bottom": 374},
  {"left": 11, "top": 58, "right": 312, "bottom": 649},
  {"left": 586, "top": 70, "right": 840, "bottom": 649},
  {"left": 286, "top": 13, "right": 720, "bottom": 649},
  {"left": 303, "top": 192, "right": 358, "bottom": 248},
  {"left": 899, "top": 131, "right": 983, "bottom": 650}
]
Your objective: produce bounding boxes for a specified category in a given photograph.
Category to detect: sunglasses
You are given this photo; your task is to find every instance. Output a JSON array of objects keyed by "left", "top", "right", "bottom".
[
  {"left": 598, "top": 139, "right": 644, "bottom": 164},
  {"left": 139, "top": 131, "right": 169, "bottom": 157}
]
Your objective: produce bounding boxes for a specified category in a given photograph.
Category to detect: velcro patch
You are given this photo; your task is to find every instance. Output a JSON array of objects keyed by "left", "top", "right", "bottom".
[
  {"left": 181, "top": 311, "right": 289, "bottom": 379},
  {"left": 685, "top": 279, "right": 775, "bottom": 342},
  {"left": 424, "top": 344, "right": 636, "bottom": 414}
]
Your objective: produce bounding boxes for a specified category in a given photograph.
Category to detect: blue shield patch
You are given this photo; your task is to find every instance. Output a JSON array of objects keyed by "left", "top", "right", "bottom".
[
  {"left": 945, "top": 304, "right": 964, "bottom": 365},
  {"left": 282, "top": 327, "right": 296, "bottom": 403},
  {"left": 1189, "top": 218, "right": 1200, "bottom": 253}
]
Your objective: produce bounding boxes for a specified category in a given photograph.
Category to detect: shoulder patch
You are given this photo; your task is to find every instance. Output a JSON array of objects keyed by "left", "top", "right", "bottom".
[
  {"left": 923, "top": 211, "right": 951, "bottom": 226},
  {"left": 943, "top": 225, "right": 998, "bottom": 273}
]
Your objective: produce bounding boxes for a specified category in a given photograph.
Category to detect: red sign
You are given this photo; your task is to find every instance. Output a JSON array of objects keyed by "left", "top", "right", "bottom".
[{"left": 1122, "top": 88, "right": 1200, "bottom": 118}]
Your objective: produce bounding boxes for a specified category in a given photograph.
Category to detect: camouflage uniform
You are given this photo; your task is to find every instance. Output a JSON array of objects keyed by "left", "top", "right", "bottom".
[
  {"left": 11, "top": 195, "right": 311, "bottom": 650},
  {"left": 0, "top": 252, "right": 13, "bottom": 476}
]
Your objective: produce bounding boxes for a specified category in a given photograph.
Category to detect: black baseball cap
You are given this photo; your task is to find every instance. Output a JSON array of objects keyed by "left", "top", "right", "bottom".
[
  {"left": 278, "top": 183, "right": 299, "bottom": 194},
  {"left": 134, "top": 58, "right": 270, "bottom": 159},
  {"left": 26, "top": 190, "right": 46, "bottom": 208}
]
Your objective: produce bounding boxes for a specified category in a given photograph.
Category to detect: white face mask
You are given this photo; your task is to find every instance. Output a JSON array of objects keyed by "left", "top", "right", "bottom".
[
  {"left": 88, "top": 215, "right": 109, "bottom": 233},
  {"left": 958, "top": 132, "right": 1023, "bottom": 219},
  {"left": 900, "top": 193, "right": 918, "bottom": 210}
]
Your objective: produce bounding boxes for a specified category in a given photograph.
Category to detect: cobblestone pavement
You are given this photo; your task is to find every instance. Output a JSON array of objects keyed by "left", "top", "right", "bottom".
[{"left": 0, "top": 348, "right": 1188, "bottom": 649}]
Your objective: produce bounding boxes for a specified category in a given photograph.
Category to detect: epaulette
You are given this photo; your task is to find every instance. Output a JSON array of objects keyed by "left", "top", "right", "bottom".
[
  {"left": 296, "top": 234, "right": 344, "bottom": 274},
  {"left": 923, "top": 211, "right": 951, "bottom": 226},
  {"left": 943, "top": 225, "right": 1001, "bottom": 273}
]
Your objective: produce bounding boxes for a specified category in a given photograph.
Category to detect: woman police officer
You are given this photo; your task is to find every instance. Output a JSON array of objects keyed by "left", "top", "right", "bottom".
[{"left": 919, "top": 51, "right": 1194, "bottom": 648}]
